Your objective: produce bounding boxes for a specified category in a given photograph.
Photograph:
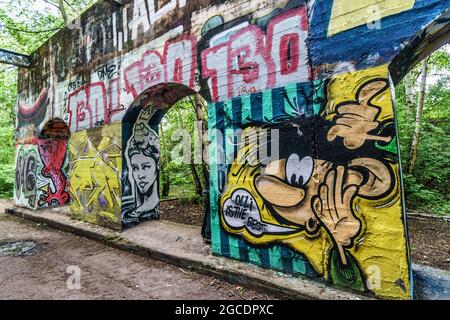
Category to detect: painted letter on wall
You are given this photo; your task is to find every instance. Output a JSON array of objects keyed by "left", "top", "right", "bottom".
[{"left": 69, "top": 123, "right": 122, "bottom": 230}]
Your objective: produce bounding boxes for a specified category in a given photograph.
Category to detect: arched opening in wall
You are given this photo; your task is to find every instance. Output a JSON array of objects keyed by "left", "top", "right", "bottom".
[
  {"left": 121, "top": 83, "right": 210, "bottom": 238},
  {"left": 36, "top": 118, "right": 71, "bottom": 208},
  {"left": 389, "top": 11, "right": 449, "bottom": 298}
]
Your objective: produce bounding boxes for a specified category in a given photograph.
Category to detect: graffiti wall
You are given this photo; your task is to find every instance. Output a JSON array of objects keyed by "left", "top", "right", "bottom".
[
  {"left": 15, "top": 119, "right": 70, "bottom": 209},
  {"left": 14, "top": 144, "right": 38, "bottom": 209},
  {"left": 14, "top": 0, "right": 449, "bottom": 299},
  {"left": 36, "top": 119, "right": 70, "bottom": 208},
  {"left": 69, "top": 123, "right": 122, "bottom": 229},
  {"left": 215, "top": 64, "right": 409, "bottom": 299}
]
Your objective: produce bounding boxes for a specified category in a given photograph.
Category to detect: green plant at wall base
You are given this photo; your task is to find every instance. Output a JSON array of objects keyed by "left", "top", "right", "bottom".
[
  {"left": 0, "top": 164, "right": 14, "bottom": 199},
  {"left": 329, "top": 249, "right": 365, "bottom": 292}
]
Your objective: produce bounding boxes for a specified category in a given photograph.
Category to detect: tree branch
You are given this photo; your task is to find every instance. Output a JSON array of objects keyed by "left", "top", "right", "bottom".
[
  {"left": 42, "top": 0, "right": 60, "bottom": 9},
  {"left": 58, "top": 0, "right": 69, "bottom": 25},
  {"left": 3, "top": 24, "right": 63, "bottom": 34},
  {"left": 63, "top": 0, "right": 77, "bottom": 11}
]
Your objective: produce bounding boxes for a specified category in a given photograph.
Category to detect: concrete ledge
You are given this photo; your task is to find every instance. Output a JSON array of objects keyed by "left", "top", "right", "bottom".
[
  {"left": 3, "top": 206, "right": 372, "bottom": 300},
  {"left": 407, "top": 212, "right": 450, "bottom": 222}
]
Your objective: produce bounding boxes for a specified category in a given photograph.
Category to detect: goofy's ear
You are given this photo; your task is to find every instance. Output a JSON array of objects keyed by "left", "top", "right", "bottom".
[
  {"left": 348, "top": 158, "right": 394, "bottom": 199},
  {"left": 255, "top": 175, "right": 305, "bottom": 208}
]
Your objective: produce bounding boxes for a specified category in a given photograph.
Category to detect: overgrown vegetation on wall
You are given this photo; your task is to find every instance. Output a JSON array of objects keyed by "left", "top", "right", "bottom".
[
  {"left": 0, "top": 0, "right": 95, "bottom": 198},
  {"left": 159, "top": 96, "right": 208, "bottom": 203},
  {"left": 0, "top": 64, "right": 16, "bottom": 198}
]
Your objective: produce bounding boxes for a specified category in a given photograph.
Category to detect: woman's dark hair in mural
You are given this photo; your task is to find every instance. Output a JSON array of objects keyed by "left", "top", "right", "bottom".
[{"left": 122, "top": 118, "right": 160, "bottom": 228}]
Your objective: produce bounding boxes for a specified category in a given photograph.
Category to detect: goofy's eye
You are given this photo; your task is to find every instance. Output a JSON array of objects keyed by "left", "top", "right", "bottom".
[{"left": 285, "top": 154, "right": 314, "bottom": 187}]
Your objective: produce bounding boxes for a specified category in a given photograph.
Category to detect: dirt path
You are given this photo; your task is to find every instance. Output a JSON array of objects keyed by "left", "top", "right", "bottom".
[
  {"left": 1, "top": 199, "right": 448, "bottom": 300},
  {"left": 0, "top": 201, "right": 273, "bottom": 300},
  {"left": 408, "top": 216, "right": 450, "bottom": 270}
]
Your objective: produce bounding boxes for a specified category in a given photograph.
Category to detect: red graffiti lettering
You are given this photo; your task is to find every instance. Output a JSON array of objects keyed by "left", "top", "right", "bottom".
[
  {"left": 141, "top": 50, "right": 164, "bottom": 92},
  {"left": 266, "top": 6, "right": 309, "bottom": 88},
  {"left": 164, "top": 34, "right": 197, "bottom": 88},
  {"left": 124, "top": 60, "right": 142, "bottom": 98},
  {"left": 201, "top": 42, "right": 228, "bottom": 102},
  {"left": 108, "top": 77, "right": 124, "bottom": 122},
  {"left": 123, "top": 35, "right": 197, "bottom": 100},
  {"left": 202, "top": 6, "right": 309, "bottom": 101},
  {"left": 228, "top": 25, "right": 268, "bottom": 99},
  {"left": 67, "top": 82, "right": 108, "bottom": 131},
  {"left": 279, "top": 34, "right": 300, "bottom": 75}
]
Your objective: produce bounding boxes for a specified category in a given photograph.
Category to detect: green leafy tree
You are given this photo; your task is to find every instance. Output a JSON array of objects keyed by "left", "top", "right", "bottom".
[
  {"left": 395, "top": 46, "right": 450, "bottom": 215},
  {"left": 159, "top": 96, "right": 208, "bottom": 203}
]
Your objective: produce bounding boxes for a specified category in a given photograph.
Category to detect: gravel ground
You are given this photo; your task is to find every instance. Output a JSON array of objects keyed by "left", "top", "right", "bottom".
[
  {"left": 0, "top": 200, "right": 274, "bottom": 300},
  {"left": 1, "top": 199, "right": 448, "bottom": 300}
]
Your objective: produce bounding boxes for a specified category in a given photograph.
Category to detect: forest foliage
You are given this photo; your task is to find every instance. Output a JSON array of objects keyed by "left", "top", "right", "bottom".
[{"left": 0, "top": 0, "right": 448, "bottom": 215}]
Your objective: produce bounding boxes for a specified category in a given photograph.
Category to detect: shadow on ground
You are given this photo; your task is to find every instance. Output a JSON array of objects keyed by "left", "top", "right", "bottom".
[{"left": 413, "top": 264, "right": 450, "bottom": 300}]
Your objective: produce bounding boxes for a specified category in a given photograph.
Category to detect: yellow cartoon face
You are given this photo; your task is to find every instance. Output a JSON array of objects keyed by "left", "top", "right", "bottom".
[
  {"left": 254, "top": 153, "right": 395, "bottom": 264},
  {"left": 255, "top": 156, "right": 322, "bottom": 234},
  {"left": 219, "top": 72, "right": 410, "bottom": 298},
  {"left": 222, "top": 78, "right": 395, "bottom": 255}
]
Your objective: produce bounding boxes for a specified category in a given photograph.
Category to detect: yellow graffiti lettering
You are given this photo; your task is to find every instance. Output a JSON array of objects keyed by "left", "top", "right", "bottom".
[{"left": 69, "top": 123, "right": 122, "bottom": 229}]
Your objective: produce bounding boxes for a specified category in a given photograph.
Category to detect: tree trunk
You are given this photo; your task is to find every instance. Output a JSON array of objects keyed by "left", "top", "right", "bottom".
[
  {"left": 159, "top": 124, "right": 170, "bottom": 197},
  {"left": 58, "top": 0, "right": 69, "bottom": 25},
  {"left": 190, "top": 95, "right": 211, "bottom": 241},
  {"left": 176, "top": 108, "right": 203, "bottom": 197},
  {"left": 190, "top": 162, "right": 203, "bottom": 198},
  {"left": 191, "top": 95, "right": 210, "bottom": 190},
  {"left": 406, "top": 58, "right": 428, "bottom": 174},
  {"left": 404, "top": 71, "right": 415, "bottom": 117}
]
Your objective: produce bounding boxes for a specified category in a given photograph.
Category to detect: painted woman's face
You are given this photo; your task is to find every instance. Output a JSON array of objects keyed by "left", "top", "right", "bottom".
[{"left": 130, "top": 153, "right": 157, "bottom": 194}]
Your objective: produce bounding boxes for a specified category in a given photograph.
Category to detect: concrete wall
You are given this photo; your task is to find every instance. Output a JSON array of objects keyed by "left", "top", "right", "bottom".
[{"left": 14, "top": 0, "right": 449, "bottom": 299}]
